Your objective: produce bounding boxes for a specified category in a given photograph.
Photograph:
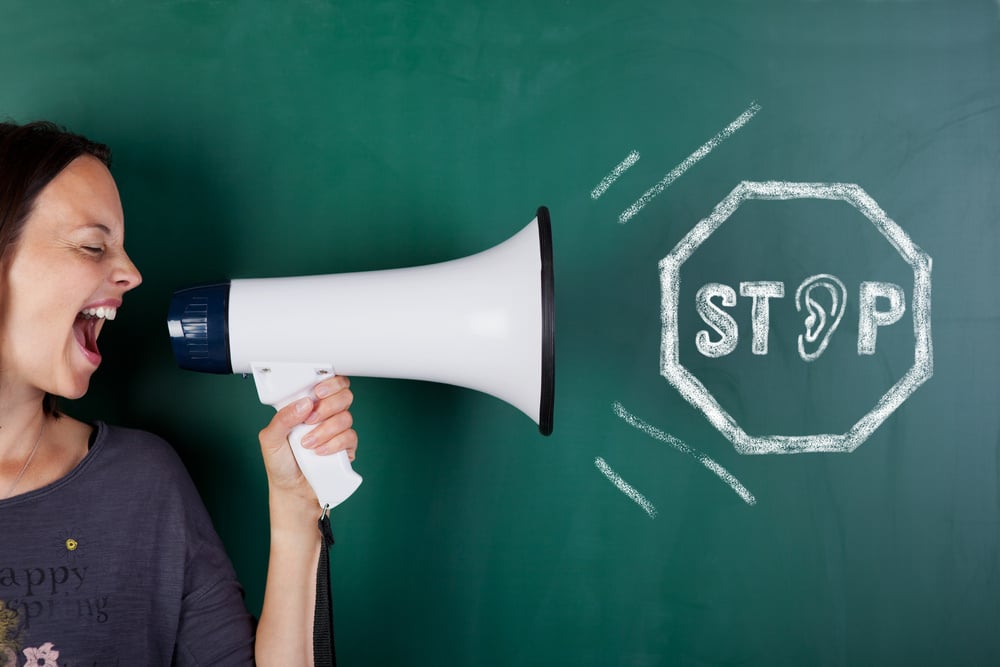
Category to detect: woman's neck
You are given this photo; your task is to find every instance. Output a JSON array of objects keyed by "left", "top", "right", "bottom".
[
  {"left": 0, "top": 383, "right": 48, "bottom": 459},
  {"left": 0, "top": 384, "right": 91, "bottom": 497},
  {"left": 0, "top": 398, "right": 48, "bottom": 498}
]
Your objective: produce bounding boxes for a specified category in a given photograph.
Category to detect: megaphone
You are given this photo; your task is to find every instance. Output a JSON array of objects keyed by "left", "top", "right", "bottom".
[{"left": 167, "top": 207, "right": 555, "bottom": 509}]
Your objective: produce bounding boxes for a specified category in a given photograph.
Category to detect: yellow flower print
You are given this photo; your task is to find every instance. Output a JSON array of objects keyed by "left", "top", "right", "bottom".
[
  {"left": 60, "top": 530, "right": 86, "bottom": 564},
  {"left": 0, "top": 600, "right": 23, "bottom": 666}
]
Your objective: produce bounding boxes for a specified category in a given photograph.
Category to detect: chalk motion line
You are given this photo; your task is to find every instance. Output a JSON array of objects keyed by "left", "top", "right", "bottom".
[
  {"left": 591, "top": 150, "right": 640, "bottom": 200},
  {"left": 613, "top": 401, "right": 756, "bottom": 505},
  {"left": 619, "top": 101, "right": 762, "bottom": 224},
  {"left": 594, "top": 456, "right": 658, "bottom": 518}
]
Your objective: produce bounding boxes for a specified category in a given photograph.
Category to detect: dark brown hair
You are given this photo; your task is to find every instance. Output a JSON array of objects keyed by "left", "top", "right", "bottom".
[{"left": 0, "top": 121, "right": 112, "bottom": 414}]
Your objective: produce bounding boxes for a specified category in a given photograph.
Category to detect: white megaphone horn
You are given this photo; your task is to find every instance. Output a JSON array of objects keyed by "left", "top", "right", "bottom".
[{"left": 167, "top": 207, "right": 555, "bottom": 510}]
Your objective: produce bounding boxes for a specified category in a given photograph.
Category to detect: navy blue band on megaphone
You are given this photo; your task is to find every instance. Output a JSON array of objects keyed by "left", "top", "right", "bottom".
[{"left": 167, "top": 282, "right": 233, "bottom": 374}]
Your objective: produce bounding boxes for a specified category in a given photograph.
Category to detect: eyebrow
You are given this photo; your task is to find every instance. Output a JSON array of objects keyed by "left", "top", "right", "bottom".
[{"left": 81, "top": 222, "right": 113, "bottom": 235}]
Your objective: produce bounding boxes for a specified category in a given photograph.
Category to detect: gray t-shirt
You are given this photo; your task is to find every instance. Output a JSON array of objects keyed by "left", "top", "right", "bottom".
[{"left": 0, "top": 421, "right": 255, "bottom": 665}]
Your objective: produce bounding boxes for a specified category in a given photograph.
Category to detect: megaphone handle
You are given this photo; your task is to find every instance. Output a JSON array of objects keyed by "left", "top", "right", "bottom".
[
  {"left": 252, "top": 363, "right": 363, "bottom": 510},
  {"left": 286, "top": 421, "right": 363, "bottom": 510}
]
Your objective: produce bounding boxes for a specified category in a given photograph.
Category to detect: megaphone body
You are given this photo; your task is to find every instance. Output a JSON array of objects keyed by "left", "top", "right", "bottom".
[{"left": 168, "top": 208, "right": 555, "bottom": 509}]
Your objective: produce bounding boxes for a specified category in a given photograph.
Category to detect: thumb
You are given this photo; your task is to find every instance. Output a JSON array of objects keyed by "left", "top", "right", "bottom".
[{"left": 259, "top": 396, "right": 313, "bottom": 457}]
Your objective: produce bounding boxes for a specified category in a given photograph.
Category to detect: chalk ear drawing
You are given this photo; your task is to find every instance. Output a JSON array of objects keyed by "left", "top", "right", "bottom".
[{"left": 795, "top": 274, "right": 847, "bottom": 362}]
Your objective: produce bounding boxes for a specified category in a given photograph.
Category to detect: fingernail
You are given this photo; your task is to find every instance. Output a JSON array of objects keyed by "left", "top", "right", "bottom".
[
  {"left": 315, "top": 384, "right": 331, "bottom": 398},
  {"left": 295, "top": 398, "right": 313, "bottom": 415},
  {"left": 300, "top": 433, "right": 315, "bottom": 448}
]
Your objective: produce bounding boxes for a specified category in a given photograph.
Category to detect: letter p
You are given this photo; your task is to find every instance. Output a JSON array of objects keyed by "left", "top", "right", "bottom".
[{"left": 858, "top": 281, "right": 906, "bottom": 355}]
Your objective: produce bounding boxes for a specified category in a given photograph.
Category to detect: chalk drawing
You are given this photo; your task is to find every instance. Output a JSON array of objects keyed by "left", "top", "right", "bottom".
[
  {"left": 857, "top": 281, "right": 906, "bottom": 355},
  {"left": 618, "top": 101, "right": 761, "bottom": 224},
  {"left": 795, "top": 274, "right": 847, "bottom": 362},
  {"left": 594, "top": 456, "right": 658, "bottom": 518},
  {"left": 591, "top": 150, "right": 640, "bottom": 200},
  {"left": 740, "top": 281, "right": 785, "bottom": 355},
  {"left": 695, "top": 283, "right": 739, "bottom": 358},
  {"left": 613, "top": 401, "right": 756, "bottom": 505},
  {"left": 660, "top": 181, "right": 933, "bottom": 455}
]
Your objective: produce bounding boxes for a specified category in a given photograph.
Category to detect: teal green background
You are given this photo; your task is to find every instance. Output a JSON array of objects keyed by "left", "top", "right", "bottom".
[{"left": 2, "top": 1, "right": 998, "bottom": 664}]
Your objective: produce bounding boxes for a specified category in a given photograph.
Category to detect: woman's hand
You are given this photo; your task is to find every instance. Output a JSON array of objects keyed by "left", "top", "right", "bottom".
[{"left": 257, "top": 375, "right": 358, "bottom": 504}]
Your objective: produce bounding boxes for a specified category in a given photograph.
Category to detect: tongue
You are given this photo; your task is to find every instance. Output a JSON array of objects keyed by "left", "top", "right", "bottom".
[{"left": 73, "top": 317, "right": 100, "bottom": 355}]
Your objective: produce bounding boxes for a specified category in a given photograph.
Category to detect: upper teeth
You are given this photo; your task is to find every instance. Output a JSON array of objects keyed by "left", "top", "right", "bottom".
[{"left": 80, "top": 307, "right": 117, "bottom": 321}]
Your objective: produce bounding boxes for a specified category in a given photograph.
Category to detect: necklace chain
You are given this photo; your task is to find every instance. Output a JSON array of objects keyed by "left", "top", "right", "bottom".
[{"left": 4, "top": 418, "right": 46, "bottom": 499}]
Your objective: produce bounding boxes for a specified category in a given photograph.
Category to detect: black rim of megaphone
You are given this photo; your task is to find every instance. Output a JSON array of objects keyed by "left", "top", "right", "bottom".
[{"left": 537, "top": 206, "right": 555, "bottom": 436}]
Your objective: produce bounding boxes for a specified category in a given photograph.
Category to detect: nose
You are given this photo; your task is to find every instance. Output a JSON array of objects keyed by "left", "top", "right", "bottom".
[{"left": 112, "top": 250, "right": 143, "bottom": 292}]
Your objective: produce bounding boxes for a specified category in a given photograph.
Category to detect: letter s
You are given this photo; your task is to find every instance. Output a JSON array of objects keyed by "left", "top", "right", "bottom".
[{"left": 695, "top": 283, "right": 738, "bottom": 358}]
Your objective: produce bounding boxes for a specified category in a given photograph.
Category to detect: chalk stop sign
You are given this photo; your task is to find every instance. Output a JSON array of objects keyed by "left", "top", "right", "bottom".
[{"left": 660, "top": 181, "right": 932, "bottom": 455}]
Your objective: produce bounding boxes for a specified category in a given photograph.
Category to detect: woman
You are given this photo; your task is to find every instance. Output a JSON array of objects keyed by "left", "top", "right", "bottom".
[{"left": 0, "top": 121, "right": 356, "bottom": 665}]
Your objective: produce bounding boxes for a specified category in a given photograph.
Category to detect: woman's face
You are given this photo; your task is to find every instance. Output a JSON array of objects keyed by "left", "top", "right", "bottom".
[{"left": 0, "top": 155, "right": 142, "bottom": 401}]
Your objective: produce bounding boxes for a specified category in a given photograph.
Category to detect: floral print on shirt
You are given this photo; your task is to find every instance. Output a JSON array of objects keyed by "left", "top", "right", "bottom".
[
  {"left": 0, "top": 602, "right": 61, "bottom": 667},
  {"left": 21, "top": 642, "right": 59, "bottom": 666}
]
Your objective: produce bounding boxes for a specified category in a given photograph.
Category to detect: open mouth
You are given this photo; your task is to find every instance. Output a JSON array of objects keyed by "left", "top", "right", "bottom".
[{"left": 73, "top": 306, "right": 117, "bottom": 364}]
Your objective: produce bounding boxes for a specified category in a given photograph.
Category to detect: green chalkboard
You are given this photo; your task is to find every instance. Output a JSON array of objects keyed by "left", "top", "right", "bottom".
[{"left": 2, "top": 0, "right": 998, "bottom": 664}]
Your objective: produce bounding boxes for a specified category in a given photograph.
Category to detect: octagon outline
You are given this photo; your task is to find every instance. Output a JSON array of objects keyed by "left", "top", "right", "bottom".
[{"left": 660, "top": 181, "right": 933, "bottom": 454}]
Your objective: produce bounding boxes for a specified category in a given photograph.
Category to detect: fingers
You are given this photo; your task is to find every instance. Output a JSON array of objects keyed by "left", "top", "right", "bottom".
[
  {"left": 300, "top": 425, "right": 358, "bottom": 461},
  {"left": 261, "top": 375, "right": 359, "bottom": 460},
  {"left": 303, "top": 376, "right": 353, "bottom": 425}
]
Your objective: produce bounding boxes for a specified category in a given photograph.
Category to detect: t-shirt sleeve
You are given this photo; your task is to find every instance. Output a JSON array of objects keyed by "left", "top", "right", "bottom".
[
  {"left": 140, "top": 431, "right": 257, "bottom": 665},
  {"left": 172, "top": 517, "right": 256, "bottom": 665}
]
